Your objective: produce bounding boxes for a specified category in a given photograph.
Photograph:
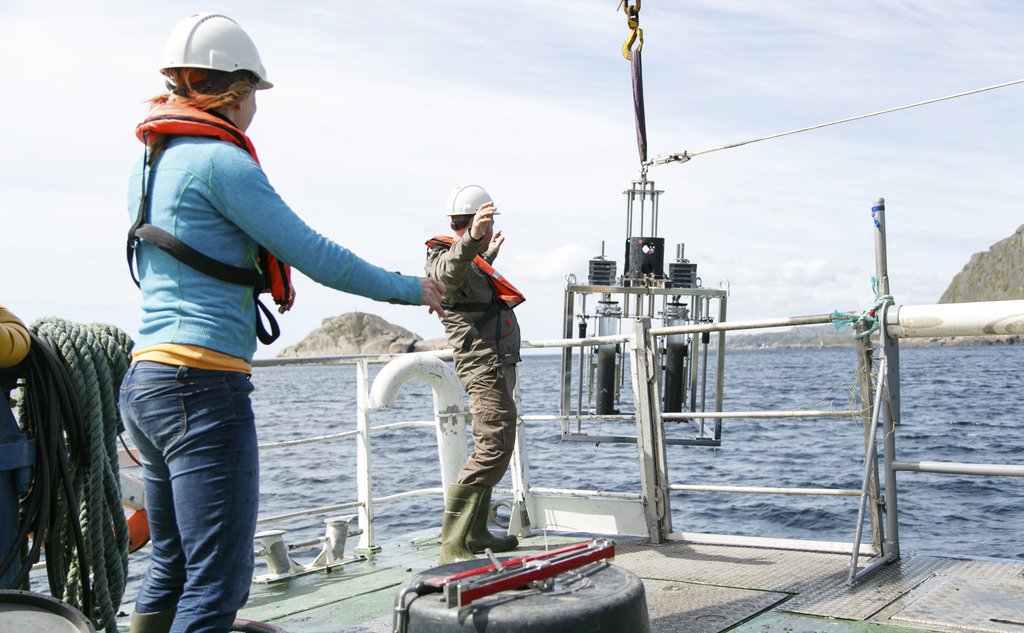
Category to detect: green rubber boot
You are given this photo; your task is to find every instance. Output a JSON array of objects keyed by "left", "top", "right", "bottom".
[
  {"left": 129, "top": 608, "right": 176, "bottom": 633},
  {"left": 438, "top": 483, "right": 483, "bottom": 565},
  {"left": 466, "top": 486, "right": 519, "bottom": 554}
]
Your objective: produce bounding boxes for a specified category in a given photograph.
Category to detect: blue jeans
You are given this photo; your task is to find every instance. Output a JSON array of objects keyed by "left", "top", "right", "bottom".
[{"left": 119, "top": 362, "right": 258, "bottom": 633}]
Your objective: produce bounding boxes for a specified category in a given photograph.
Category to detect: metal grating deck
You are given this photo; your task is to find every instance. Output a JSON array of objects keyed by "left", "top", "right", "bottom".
[
  {"left": 870, "top": 559, "right": 1024, "bottom": 633},
  {"left": 614, "top": 540, "right": 857, "bottom": 594},
  {"left": 785, "top": 555, "right": 949, "bottom": 619},
  {"left": 642, "top": 579, "right": 787, "bottom": 633},
  {"left": 616, "top": 539, "right": 1024, "bottom": 632},
  {"left": 886, "top": 575, "right": 1024, "bottom": 633}
]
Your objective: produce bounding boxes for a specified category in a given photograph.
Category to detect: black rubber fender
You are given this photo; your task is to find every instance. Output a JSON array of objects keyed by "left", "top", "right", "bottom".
[
  {"left": 0, "top": 589, "right": 97, "bottom": 632},
  {"left": 395, "top": 558, "right": 649, "bottom": 632}
]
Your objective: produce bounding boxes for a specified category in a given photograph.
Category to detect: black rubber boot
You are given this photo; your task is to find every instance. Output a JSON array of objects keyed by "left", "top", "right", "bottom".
[
  {"left": 438, "top": 483, "right": 482, "bottom": 565},
  {"left": 466, "top": 486, "right": 519, "bottom": 554},
  {"left": 129, "top": 608, "right": 176, "bottom": 633}
]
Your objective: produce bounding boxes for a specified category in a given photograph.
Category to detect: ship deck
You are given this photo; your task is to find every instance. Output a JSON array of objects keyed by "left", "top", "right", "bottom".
[{"left": 214, "top": 532, "right": 1024, "bottom": 633}]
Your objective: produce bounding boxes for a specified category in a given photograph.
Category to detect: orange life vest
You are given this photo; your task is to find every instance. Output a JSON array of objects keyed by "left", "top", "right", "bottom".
[
  {"left": 135, "top": 101, "right": 261, "bottom": 161},
  {"left": 128, "top": 101, "right": 292, "bottom": 344},
  {"left": 426, "top": 235, "right": 525, "bottom": 309}
]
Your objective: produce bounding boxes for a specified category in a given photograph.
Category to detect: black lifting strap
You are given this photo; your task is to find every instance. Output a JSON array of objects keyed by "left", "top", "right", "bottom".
[
  {"left": 126, "top": 150, "right": 281, "bottom": 344},
  {"left": 632, "top": 49, "right": 648, "bottom": 164}
]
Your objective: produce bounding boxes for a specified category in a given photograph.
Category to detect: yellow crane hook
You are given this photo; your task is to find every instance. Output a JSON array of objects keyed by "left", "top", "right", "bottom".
[{"left": 618, "top": 0, "right": 643, "bottom": 60}]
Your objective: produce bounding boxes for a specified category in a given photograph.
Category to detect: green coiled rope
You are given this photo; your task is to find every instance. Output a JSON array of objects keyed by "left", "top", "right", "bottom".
[{"left": 20, "top": 318, "right": 133, "bottom": 633}]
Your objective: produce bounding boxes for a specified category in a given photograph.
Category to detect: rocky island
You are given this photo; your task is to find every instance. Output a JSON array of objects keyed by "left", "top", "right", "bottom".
[{"left": 277, "top": 312, "right": 446, "bottom": 358}]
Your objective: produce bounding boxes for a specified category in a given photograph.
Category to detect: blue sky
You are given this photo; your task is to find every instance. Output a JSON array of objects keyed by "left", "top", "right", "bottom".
[{"left": 1, "top": 1, "right": 1021, "bottom": 358}]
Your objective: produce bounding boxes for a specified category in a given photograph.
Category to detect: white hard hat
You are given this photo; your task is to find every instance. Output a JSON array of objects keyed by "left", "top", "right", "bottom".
[
  {"left": 443, "top": 185, "right": 498, "bottom": 217},
  {"left": 161, "top": 13, "right": 272, "bottom": 89}
]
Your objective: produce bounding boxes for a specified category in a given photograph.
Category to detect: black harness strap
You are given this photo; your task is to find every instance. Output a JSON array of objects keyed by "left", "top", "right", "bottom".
[
  {"left": 132, "top": 224, "right": 261, "bottom": 288},
  {"left": 126, "top": 143, "right": 280, "bottom": 344},
  {"left": 126, "top": 147, "right": 157, "bottom": 289},
  {"left": 441, "top": 302, "right": 493, "bottom": 312},
  {"left": 442, "top": 301, "right": 500, "bottom": 353}
]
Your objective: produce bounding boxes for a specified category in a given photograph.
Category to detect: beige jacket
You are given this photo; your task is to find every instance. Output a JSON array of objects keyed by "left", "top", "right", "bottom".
[{"left": 426, "top": 233, "right": 521, "bottom": 386}]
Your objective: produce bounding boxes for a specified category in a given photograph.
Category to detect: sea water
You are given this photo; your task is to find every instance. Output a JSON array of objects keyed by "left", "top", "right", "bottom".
[
  {"left": 249, "top": 345, "right": 1023, "bottom": 558},
  {"left": 121, "top": 344, "right": 1024, "bottom": 603}
]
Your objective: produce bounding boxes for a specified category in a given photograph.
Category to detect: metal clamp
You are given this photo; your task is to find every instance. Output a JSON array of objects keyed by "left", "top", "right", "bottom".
[{"left": 423, "top": 539, "right": 616, "bottom": 608}]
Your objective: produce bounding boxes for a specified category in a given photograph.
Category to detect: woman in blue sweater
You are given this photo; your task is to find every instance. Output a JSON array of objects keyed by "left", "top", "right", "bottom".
[{"left": 120, "top": 14, "right": 444, "bottom": 633}]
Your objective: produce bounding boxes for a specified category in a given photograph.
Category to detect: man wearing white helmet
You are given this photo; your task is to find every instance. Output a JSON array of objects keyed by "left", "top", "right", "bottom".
[
  {"left": 426, "top": 185, "right": 525, "bottom": 564},
  {"left": 121, "top": 14, "right": 445, "bottom": 633}
]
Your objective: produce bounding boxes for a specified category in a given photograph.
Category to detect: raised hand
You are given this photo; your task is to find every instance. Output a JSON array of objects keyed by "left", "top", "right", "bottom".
[
  {"left": 487, "top": 230, "right": 505, "bottom": 258},
  {"left": 469, "top": 202, "right": 496, "bottom": 240}
]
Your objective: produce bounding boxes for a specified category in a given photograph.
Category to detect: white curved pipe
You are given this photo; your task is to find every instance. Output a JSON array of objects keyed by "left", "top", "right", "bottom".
[
  {"left": 368, "top": 353, "right": 468, "bottom": 492},
  {"left": 368, "top": 353, "right": 463, "bottom": 409},
  {"left": 885, "top": 300, "right": 1024, "bottom": 339}
]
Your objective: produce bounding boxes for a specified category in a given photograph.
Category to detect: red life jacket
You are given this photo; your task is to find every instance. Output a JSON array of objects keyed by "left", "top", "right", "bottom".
[
  {"left": 128, "top": 101, "right": 292, "bottom": 344},
  {"left": 426, "top": 235, "right": 525, "bottom": 309}
]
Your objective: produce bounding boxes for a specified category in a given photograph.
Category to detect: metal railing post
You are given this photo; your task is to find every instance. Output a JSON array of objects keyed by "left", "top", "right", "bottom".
[
  {"left": 851, "top": 198, "right": 903, "bottom": 583},
  {"left": 879, "top": 304, "right": 901, "bottom": 560},
  {"left": 714, "top": 294, "right": 727, "bottom": 441},
  {"left": 687, "top": 295, "right": 703, "bottom": 414},
  {"left": 630, "top": 317, "right": 671, "bottom": 542},
  {"left": 508, "top": 378, "right": 534, "bottom": 537},
  {"left": 854, "top": 325, "right": 883, "bottom": 552},
  {"left": 873, "top": 199, "right": 901, "bottom": 560},
  {"left": 355, "top": 359, "right": 376, "bottom": 551}
]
